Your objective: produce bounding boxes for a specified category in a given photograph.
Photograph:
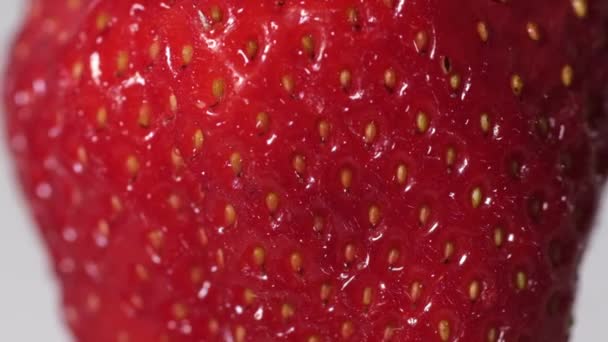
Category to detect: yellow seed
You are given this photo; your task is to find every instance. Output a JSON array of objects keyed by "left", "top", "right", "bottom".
[
  {"left": 364, "top": 121, "right": 377, "bottom": 144},
  {"left": 290, "top": 252, "right": 303, "bottom": 273},
  {"left": 252, "top": 246, "right": 265, "bottom": 267},
  {"left": 307, "top": 336, "right": 320, "bottom": 342},
  {"left": 340, "top": 167, "right": 353, "bottom": 190},
  {"left": 419, "top": 205, "right": 431, "bottom": 225},
  {"left": 265, "top": 192, "right": 280, "bottom": 214},
  {"left": 346, "top": 7, "right": 360, "bottom": 28},
  {"left": 362, "top": 287, "right": 373, "bottom": 306},
  {"left": 488, "top": 328, "right": 498, "bottom": 342},
  {"left": 281, "top": 303, "right": 295, "bottom": 319},
  {"left": 209, "top": 5, "right": 223, "bottom": 23},
  {"left": 387, "top": 248, "right": 400, "bottom": 265},
  {"left": 234, "top": 326, "right": 246, "bottom": 342},
  {"left": 245, "top": 39, "right": 259, "bottom": 60},
  {"left": 225, "top": 204, "right": 236, "bottom": 226},
  {"left": 282, "top": 74, "right": 295, "bottom": 94},
  {"left": 443, "top": 241, "right": 455, "bottom": 262},
  {"left": 149, "top": 41, "right": 161, "bottom": 60},
  {"left": 477, "top": 21, "right": 489, "bottom": 42},
  {"left": 396, "top": 164, "right": 408, "bottom": 184},
  {"left": 169, "top": 94, "right": 178, "bottom": 113},
  {"left": 340, "top": 69, "right": 352, "bottom": 89},
  {"left": 469, "top": 280, "right": 481, "bottom": 301},
  {"left": 410, "top": 281, "right": 422, "bottom": 302},
  {"left": 526, "top": 22, "right": 541, "bottom": 41},
  {"left": 494, "top": 227, "right": 504, "bottom": 247},
  {"left": 96, "top": 107, "right": 108, "bottom": 128},
  {"left": 182, "top": 45, "right": 194, "bottom": 65},
  {"left": 256, "top": 112, "right": 270, "bottom": 134},
  {"left": 191, "top": 267, "right": 203, "bottom": 284},
  {"left": 561, "top": 64, "right": 574, "bottom": 87},
  {"left": 230, "top": 152, "right": 242, "bottom": 176},
  {"left": 126, "top": 155, "right": 140, "bottom": 177},
  {"left": 318, "top": 120, "right": 330, "bottom": 141},
  {"left": 96, "top": 12, "right": 110, "bottom": 31},
  {"left": 193, "top": 129, "right": 204, "bottom": 150},
  {"left": 384, "top": 68, "right": 397, "bottom": 90},
  {"left": 172, "top": 303, "right": 188, "bottom": 320},
  {"left": 571, "top": 0, "right": 588, "bottom": 18},
  {"left": 415, "top": 30, "right": 429, "bottom": 52},
  {"left": 344, "top": 244, "right": 356, "bottom": 263},
  {"left": 138, "top": 104, "right": 151, "bottom": 128},
  {"left": 511, "top": 74, "right": 524, "bottom": 96},
  {"left": 471, "top": 187, "right": 483, "bottom": 208},
  {"left": 438, "top": 320, "right": 451, "bottom": 341},
  {"left": 171, "top": 148, "right": 184, "bottom": 169},
  {"left": 301, "top": 34, "right": 315, "bottom": 58},
  {"left": 516, "top": 271, "right": 528, "bottom": 290},
  {"left": 341, "top": 321, "right": 355, "bottom": 339},
  {"left": 243, "top": 288, "right": 256, "bottom": 305},
  {"left": 292, "top": 154, "right": 306, "bottom": 174},
  {"left": 446, "top": 147, "right": 456, "bottom": 167},
  {"left": 147, "top": 229, "right": 164, "bottom": 249},
  {"left": 212, "top": 78, "right": 225, "bottom": 100},
  {"left": 320, "top": 283, "right": 332, "bottom": 302},
  {"left": 72, "top": 61, "right": 84, "bottom": 80},
  {"left": 116, "top": 51, "right": 129, "bottom": 74},
  {"left": 480, "top": 113, "right": 491, "bottom": 134},
  {"left": 449, "top": 74, "right": 461, "bottom": 90},
  {"left": 368, "top": 205, "right": 381, "bottom": 227},
  {"left": 416, "top": 111, "right": 429, "bottom": 133}
]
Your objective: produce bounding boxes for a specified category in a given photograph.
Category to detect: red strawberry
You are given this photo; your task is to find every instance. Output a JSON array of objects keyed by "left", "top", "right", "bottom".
[{"left": 4, "top": 0, "right": 608, "bottom": 341}]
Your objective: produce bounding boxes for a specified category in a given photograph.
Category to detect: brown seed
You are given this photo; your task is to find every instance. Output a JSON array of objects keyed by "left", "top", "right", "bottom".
[
  {"left": 443, "top": 241, "right": 455, "bottom": 262},
  {"left": 135, "top": 264, "right": 149, "bottom": 281},
  {"left": 571, "top": 0, "right": 588, "bottom": 18},
  {"left": 341, "top": 321, "right": 355, "bottom": 339},
  {"left": 235, "top": 326, "right": 246, "bottom": 342},
  {"left": 96, "top": 107, "right": 108, "bottom": 128},
  {"left": 147, "top": 229, "right": 164, "bottom": 250},
  {"left": 410, "top": 281, "right": 423, "bottom": 302},
  {"left": 340, "top": 69, "right": 352, "bottom": 89},
  {"left": 209, "top": 5, "right": 223, "bottom": 23},
  {"left": 344, "top": 244, "right": 356, "bottom": 263},
  {"left": 182, "top": 45, "right": 194, "bottom": 65},
  {"left": 515, "top": 271, "right": 528, "bottom": 290},
  {"left": 477, "top": 21, "right": 489, "bottom": 42},
  {"left": 252, "top": 246, "right": 265, "bottom": 267},
  {"left": 362, "top": 287, "right": 373, "bottom": 306},
  {"left": 245, "top": 39, "right": 259, "bottom": 60},
  {"left": 368, "top": 205, "right": 381, "bottom": 227},
  {"left": 480, "top": 113, "right": 491, "bottom": 134},
  {"left": 97, "top": 220, "right": 110, "bottom": 236},
  {"left": 511, "top": 74, "right": 524, "bottom": 96},
  {"left": 307, "top": 336, "right": 321, "bottom": 342},
  {"left": 230, "top": 152, "right": 242, "bottom": 176},
  {"left": 364, "top": 121, "right": 378, "bottom": 144},
  {"left": 290, "top": 252, "right": 303, "bottom": 273},
  {"left": 446, "top": 147, "right": 456, "bottom": 167},
  {"left": 396, "top": 164, "right": 408, "bottom": 184},
  {"left": 419, "top": 205, "right": 431, "bottom": 225},
  {"left": 414, "top": 30, "right": 429, "bottom": 52},
  {"left": 384, "top": 68, "right": 397, "bottom": 90},
  {"left": 346, "top": 7, "right": 360, "bottom": 28},
  {"left": 208, "top": 319, "right": 220, "bottom": 335},
  {"left": 281, "top": 303, "right": 295, "bottom": 320},
  {"left": 77, "top": 146, "right": 88, "bottom": 164},
  {"left": 265, "top": 192, "right": 280, "bottom": 214},
  {"left": 488, "top": 328, "right": 498, "bottom": 342},
  {"left": 340, "top": 168, "right": 353, "bottom": 190},
  {"left": 494, "top": 227, "right": 504, "bottom": 247},
  {"left": 243, "top": 288, "right": 256, "bottom": 305},
  {"left": 212, "top": 78, "right": 225, "bottom": 100},
  {"left": 138, "top": 104, "right": 151, "bottom": 128},
  {"left": 96, "top": 12, "right": 110, "bottom": 31},
  {"left": 387, "top": 248, "right": 400, "bottom": 266},
  {"left": 526, "top": 22, "right": 542, "bottom": 41},
  {"left": 383, "top": 325, "right": 395, "bottom": 340},
  {"left": 111, "top": 195, "right": 123, "bottom": 212},
  {"left": 281, "top": 74, "right": 295, "bottom": 94},
  {"left": 301, "top": 34, "right": 315, "bottom": 58},
  {"left": 256, "top": 112, "right": 270, "bottom": 134},
  {"left": 416, "top": 111, "right": 430, "bottom": 133},
  {"left": 191, "top": 267, "right": 204, "bottom": 284},
  {"left": 225, "top": 204, "right": 236, "bottom": 226},
  {"left": 292, "top": 154, "right": 306, "bottom": 175},
  {"left": 72, "top": 61, "right": 84, "bottom": 80},
  {"left": 171, "top": 148, "right": 184, "bottom": 169},
  {"left": 116, "top": 51, "right": 129, "bottom": 74},
  {"left": 438, "top": 320, "right": 451, "bottom": 341},
  {"left": 320, "top": 283, "right": 332, "bottom": 302},
  {"left": 149, "top": 41, "right": 161, "bottom": 60},
  {"left": 216, "top": 249, "right": 225, "bottom": 268},
  {"left": 126, "top": 155, "right": 140, "bottom": 177},
  {"left": 561, "top": 64, "right": 574, "bottom": 87},
  {"left": 172, "top": 303, "right": 188, "bottom": 320},
  {"left": 193, "top": 129, "right": 204, "bottom": 150},
  {"left": 469, "top": 280, "right": 481, "bottom": 301},
  {"left": 318, "top": 120, "right": 330, "bottom": 141},
  {"left": 313, "top": 215, "right": 324, "bottom": 232}
]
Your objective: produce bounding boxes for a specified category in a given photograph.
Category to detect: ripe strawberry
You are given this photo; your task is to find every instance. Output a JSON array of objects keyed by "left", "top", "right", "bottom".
[{"left": 4, "top": 0, "right": 608, "bottom": 341}]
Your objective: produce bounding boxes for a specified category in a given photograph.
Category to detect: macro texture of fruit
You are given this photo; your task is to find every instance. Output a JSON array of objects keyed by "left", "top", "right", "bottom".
[{"left": 4, "top": 0, "right": 608, "bottom": 341}]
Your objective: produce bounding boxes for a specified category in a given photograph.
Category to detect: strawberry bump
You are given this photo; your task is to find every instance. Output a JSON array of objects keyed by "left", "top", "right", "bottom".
[{"left": 3, "top": 0, "right": 608, "bottom": 341}]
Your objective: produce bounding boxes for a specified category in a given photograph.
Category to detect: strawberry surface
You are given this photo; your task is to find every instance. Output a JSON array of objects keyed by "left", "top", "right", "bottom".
[{"left": 4, "top": 0, "right": 608, "bottom": 341}]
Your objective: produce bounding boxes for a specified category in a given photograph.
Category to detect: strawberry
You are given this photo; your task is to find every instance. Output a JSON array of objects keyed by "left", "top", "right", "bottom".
[{"left": 4, "top": 0, "right": 608, "bottom": 341}]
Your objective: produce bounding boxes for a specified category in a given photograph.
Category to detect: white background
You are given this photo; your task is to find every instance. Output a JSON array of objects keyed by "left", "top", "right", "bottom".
[{"left": 0, "top": 2, "right": 605, "bottom": 341}]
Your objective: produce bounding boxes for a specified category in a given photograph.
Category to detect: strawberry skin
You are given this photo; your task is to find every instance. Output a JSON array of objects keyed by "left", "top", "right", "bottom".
[{"left": 4, "top": 0, "right": 608, "bottom": 341}]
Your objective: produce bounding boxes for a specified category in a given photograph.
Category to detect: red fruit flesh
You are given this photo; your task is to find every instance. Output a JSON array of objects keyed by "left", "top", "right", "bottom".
[{"left": 4, "top": 0, "right": 608, "bottom": 341}]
